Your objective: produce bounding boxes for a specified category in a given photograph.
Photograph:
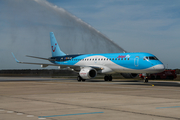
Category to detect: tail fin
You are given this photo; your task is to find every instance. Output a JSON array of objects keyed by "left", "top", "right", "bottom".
[{"left": 50, "top": 32, "right": 66, "bottom": 57}]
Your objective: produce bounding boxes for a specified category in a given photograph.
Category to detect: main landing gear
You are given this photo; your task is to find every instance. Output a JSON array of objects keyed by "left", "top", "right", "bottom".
[
  {"left": 104, "top": 75, "right": 112, "bottom": 81},
  {"left": 77, "top": 76, "right": 86, "bottom": 82}
]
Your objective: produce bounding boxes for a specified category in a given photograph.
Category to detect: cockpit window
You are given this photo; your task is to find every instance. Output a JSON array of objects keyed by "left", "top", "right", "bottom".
[
  {"left": 143, "top": 57, "right": 148, "bottom": 60},
  {"left": 149, "top": 56, "right": 158, "bottom": 60},
  {"left": 144, "top": 56, "right": 158, "bottom": 60}
]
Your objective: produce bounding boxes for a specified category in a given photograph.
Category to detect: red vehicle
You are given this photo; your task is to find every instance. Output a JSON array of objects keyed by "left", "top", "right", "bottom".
[{"left": 139, "top": 70, "right": 177, "bottom": 80}]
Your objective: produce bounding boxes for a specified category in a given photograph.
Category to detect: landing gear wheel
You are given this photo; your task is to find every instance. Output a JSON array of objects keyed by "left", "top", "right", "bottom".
[
  {"left": 144, "top": 78, "right": 148, "bottom": 83},
  {"left": 104, "top": 75, "right": 112, "bottom": 81},
  {"left": 77, "top": 76, "right": 82, "bottom": 82},
  {"left": 108, "top": 75, "right": 112, "bottom": 81},
  {"left": 104, "top": 76, "right": 109, "bottom": 81},
  {"left": 77, "top": 76, "right": 86, "bottom": 82}
]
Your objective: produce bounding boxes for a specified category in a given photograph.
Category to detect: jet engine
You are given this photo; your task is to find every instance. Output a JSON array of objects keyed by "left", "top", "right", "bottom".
[
  {"left": 79, "top": 67, "right": 97, "bottom": 79},
  {"left": 121, "top": 73, "right": 138, "bottom": 78}
]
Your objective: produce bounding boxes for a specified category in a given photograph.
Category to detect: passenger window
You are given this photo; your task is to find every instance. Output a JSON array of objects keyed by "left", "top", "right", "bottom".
[
  {"left": 115, "top": 58, "right": 117, "bottom": 60},
  {"left": 121, "top": 58, "right": 123, "bottom": 60},
  {"left": 118, "top": 58, "right": 120, "bottom": 60},
  {"left": 124, "top": 58, "right": 126, "bottom": 60},
  {"left": 112, "top": 58, "right": 114, "bottom": 60}
]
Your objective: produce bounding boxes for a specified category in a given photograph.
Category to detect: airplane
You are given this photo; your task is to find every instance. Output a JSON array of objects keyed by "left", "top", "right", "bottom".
[{"left": 12, "top": 32, "right": 165, "bottom": 83}]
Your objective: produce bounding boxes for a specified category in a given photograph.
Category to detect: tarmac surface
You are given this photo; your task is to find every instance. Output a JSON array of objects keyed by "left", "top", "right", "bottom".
[{"left": 0, "top": 77, "right": 180, "bottom": 120}]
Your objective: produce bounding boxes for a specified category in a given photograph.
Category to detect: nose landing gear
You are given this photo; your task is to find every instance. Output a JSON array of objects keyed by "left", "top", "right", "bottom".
[
  {"left": 142, "top": 73, "right": 149, "bottom": 83},
  {"left": 144, "top": 77, "right": 149, "bottom": 83}
]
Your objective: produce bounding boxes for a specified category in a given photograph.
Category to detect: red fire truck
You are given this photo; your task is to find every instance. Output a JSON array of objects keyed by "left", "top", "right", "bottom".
[{"left": 139, "top": 70, "right": 177, "bottom": 80}]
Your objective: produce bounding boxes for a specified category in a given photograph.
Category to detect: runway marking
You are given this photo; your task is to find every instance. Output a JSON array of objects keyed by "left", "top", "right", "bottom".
[
  {"left": 38, "top": 112, "right": 104, "bottom": 118},
  {"left": 27, "top": 115, "right": 34, "bottom": 117},
  {"left": 0, "top": 109, "right": 4, "bottom": 112},
  {"left": 156, "top": 106, "right": 180, "bottom": 109},
  {"left": 69, "top": 83, "right": 180, "bottom": 92},
  {"left": 38, "top": 118, "right": 46, "bottom": 119},
  {"left": 7, "top": 111, "right": 14, "bottom": 113},
  {"left": 140, "top": 83, "right": 154, "bottom": 86},
  {"left": 17, "top": 113, "right": 23, "bottom": 115}
]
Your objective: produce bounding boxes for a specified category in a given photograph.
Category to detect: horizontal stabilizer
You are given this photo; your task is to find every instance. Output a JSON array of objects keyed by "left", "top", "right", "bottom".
[
  {"left": 12, "top": 53, "right": 80, "bottom": 69},
  {"left": 12, "top": 53, "right": 103, "bottom": 72}
]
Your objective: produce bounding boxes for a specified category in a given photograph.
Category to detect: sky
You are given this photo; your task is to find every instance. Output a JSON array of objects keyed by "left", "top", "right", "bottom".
[
  {"left": 47, "top": 0, "right": 180, "bottom": 69},
  {"left": 0, "top": 0, "right": 180, "bottom": 69}
]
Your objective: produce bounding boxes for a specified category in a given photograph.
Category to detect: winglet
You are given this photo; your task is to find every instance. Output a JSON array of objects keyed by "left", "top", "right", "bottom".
[{"left": 11, "top": 52, "right": 20, "bottom": 63}]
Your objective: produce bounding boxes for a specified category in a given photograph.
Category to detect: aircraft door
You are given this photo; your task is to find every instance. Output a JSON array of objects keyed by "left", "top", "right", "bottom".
[{"left": 134, "top": 56, "right": 139, "bottom": 67}]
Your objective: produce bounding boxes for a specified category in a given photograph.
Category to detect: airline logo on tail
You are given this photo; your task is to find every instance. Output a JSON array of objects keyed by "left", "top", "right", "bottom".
[{"left": 52, "top": 43, "right": 57, "bottom": 52}]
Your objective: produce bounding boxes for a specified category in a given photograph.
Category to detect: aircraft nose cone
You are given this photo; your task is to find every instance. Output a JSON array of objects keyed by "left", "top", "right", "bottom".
[{"left": 154, "top": 64, "right": 165, "bottom": 72}]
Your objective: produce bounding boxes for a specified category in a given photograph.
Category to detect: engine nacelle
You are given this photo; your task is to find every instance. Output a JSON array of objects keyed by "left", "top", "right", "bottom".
[
  {"left": 121, "top": 73, "right": 138, "bottom": 78},
  {"left": 79, "top": 67, "right": 97, "bottom": 79}
]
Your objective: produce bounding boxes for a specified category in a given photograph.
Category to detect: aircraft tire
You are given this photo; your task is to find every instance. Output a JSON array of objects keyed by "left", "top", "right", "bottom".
[
  {"left": 144, "top": 78, "right": 148, "bottom": 83},
  {"left": 77, "top": 76, "right": 82, "bottom": 82},
  {"left": 104, "top": 76, "right": 109, "bottom": 81},
  {"left": 108, "top": 76, "right": 112, "bottom": 81}
]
